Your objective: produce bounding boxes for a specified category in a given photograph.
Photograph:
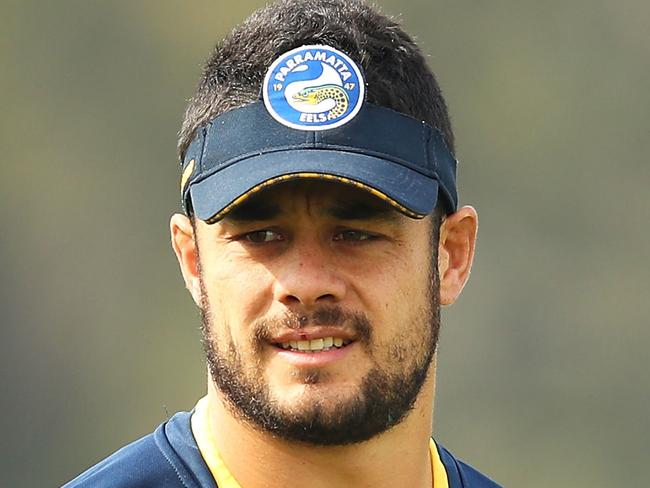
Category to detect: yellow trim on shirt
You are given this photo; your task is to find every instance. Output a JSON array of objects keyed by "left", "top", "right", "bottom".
[
  {"left": 430, "top": 438, "right": 450, "bottom": 488},
  {"left": 191, "top": 396, "right": 449, "bottom": 487},
  {"left": 191, "top": 396, "right": 242, "bottom": 488}
]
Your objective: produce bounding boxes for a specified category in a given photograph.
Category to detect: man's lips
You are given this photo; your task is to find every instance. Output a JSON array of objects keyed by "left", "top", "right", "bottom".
[
  {"left": 259, "top": 309, "right": 369, "bottom": 366},
  {"left": 269, "top": 327, "right": 356, "bottom": 344},
  {"left": 268, "top": 327, "right": 356, "bottom": 353},
  {"left": 270, "top": 339, "right": 358, "bottom": 367}
]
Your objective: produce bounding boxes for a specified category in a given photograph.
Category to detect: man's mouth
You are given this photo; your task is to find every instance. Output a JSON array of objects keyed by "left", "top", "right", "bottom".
[{"left": 274, "top": 337, "right": 353, "bottom": 353}]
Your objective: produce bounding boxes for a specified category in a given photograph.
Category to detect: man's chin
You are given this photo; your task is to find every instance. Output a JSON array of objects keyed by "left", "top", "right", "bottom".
[
  {"left": 268, "top": 378, "right": 363, "bottom": 411},
  {"left": 214, "top": 363, "right": 428, "bottom": 446}
]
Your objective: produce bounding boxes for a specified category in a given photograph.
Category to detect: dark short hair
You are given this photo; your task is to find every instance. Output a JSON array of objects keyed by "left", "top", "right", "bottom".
[{"left": 178, "top": 0, "right": 455, "bottom": 160}]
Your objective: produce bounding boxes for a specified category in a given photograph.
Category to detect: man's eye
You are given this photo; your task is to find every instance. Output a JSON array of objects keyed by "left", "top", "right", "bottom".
[
  {"left": 333, "top": 230, "right": 375, "bottom": 242},
  {"left": 243, "top": 230, "right": 284, "bottom": 243}
]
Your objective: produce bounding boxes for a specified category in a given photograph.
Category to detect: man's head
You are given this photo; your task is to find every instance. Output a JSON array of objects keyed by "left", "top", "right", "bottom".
[{"left": 171, "top": 0, "right": 477, "bottom": 446}]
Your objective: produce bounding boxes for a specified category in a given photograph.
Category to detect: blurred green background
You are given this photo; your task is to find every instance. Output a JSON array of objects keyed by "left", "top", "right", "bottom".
[{"left": 1, "top": 1, "right": 648, "bottom": 486}]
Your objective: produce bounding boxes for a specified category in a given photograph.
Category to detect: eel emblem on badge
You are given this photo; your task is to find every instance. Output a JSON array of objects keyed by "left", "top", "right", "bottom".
[{"left": 263, "top": 45, "right": 365, "bottom": 131}]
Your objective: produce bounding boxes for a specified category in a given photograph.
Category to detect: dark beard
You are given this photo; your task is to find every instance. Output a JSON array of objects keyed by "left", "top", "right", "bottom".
[{"left": 199, "top": 294, "right": 440, "bottom": 446}]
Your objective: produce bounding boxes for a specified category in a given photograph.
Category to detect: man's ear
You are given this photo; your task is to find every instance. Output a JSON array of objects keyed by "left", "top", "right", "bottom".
[
  {"left": 170, "top": 213, "right": 202, "bottom": 306},
  {"left": 437, "top": 206, "right": 478, "bottom": 305}
]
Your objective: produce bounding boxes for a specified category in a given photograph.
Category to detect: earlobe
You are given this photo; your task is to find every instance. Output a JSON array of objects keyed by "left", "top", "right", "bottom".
[
  {"left": 170, "top": 213, "right": 202, "bottom": 306},
  {"left": 437, "top": 206, "right": 478, "bottom": 305}
]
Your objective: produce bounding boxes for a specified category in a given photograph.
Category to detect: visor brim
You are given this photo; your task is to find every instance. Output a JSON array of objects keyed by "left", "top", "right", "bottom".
[{"left": 190, "top": 149, "right": 439, "bottom": 223}]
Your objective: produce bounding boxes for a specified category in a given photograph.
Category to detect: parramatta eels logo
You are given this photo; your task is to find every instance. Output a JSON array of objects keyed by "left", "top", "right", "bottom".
[{"left": 263, "top": 45, "right": 365, "bottom": 131}]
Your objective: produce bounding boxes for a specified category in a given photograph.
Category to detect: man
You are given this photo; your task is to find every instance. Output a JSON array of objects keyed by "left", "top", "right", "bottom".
[{"left": 65, "top": 0, "right": 500, "bottom": 486}]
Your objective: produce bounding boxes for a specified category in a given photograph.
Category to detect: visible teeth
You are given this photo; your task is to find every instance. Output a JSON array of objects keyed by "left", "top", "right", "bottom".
[{"left": 279, "top": 336, "right": 350, "bottom": 351}]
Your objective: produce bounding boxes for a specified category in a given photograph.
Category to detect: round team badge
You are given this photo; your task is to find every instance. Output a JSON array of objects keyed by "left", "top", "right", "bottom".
[{"left": 263, "top": 45, "right": 365, "bottom": 131}]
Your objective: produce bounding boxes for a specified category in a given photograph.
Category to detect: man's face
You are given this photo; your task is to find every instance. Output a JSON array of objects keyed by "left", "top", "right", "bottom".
[{"left": 194, "top": 181, "right": 440, "bottom": 445}]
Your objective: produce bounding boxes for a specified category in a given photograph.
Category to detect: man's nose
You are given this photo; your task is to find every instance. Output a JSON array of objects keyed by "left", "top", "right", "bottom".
[{"left": 273, "top": 240, "right": 347, "bottom": 309}]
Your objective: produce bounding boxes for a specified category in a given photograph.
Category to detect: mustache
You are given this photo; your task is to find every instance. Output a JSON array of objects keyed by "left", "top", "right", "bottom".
[{"left": 253, "top": 306, "right": 372, "bottom": 345}]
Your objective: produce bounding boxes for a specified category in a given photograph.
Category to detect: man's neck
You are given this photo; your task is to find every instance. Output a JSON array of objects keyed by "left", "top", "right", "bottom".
[{"left": 204, "top": 374, "right": 437, "bottom": 488}]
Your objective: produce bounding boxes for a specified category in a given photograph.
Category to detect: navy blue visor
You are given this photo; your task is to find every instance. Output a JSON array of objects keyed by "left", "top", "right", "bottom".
[{"left": 180, "top": 101, "right": 458, "bottom": 223}]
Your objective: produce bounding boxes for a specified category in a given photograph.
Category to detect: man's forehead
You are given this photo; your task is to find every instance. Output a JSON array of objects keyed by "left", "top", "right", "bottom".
[{"left": 223, "top": 180, "right": 399, "bottom": 223}]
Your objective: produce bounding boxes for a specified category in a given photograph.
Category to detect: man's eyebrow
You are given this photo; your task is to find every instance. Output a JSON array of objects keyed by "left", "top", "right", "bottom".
[
  {"left": 327, "top": 201, "right": 398, "bottom": 221},
  {"left": 224, "top": 199, "right": 282, "bottom": 222}
]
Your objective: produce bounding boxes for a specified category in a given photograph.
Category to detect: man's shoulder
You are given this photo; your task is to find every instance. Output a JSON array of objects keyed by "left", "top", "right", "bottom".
[
  {"left": 62, "top": 411, "right": 216, "bottom": 488},
  {"left": 436, "top": 442, "right": 503, "bottom": 488},
  {"left": 62, "top": 429, "right": 177, "bottom": 488}
]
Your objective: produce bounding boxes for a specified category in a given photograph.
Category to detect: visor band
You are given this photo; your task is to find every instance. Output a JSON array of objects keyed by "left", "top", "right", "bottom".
[{"left": 181, "top": 101, "right": 458, "bottom": 220}]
